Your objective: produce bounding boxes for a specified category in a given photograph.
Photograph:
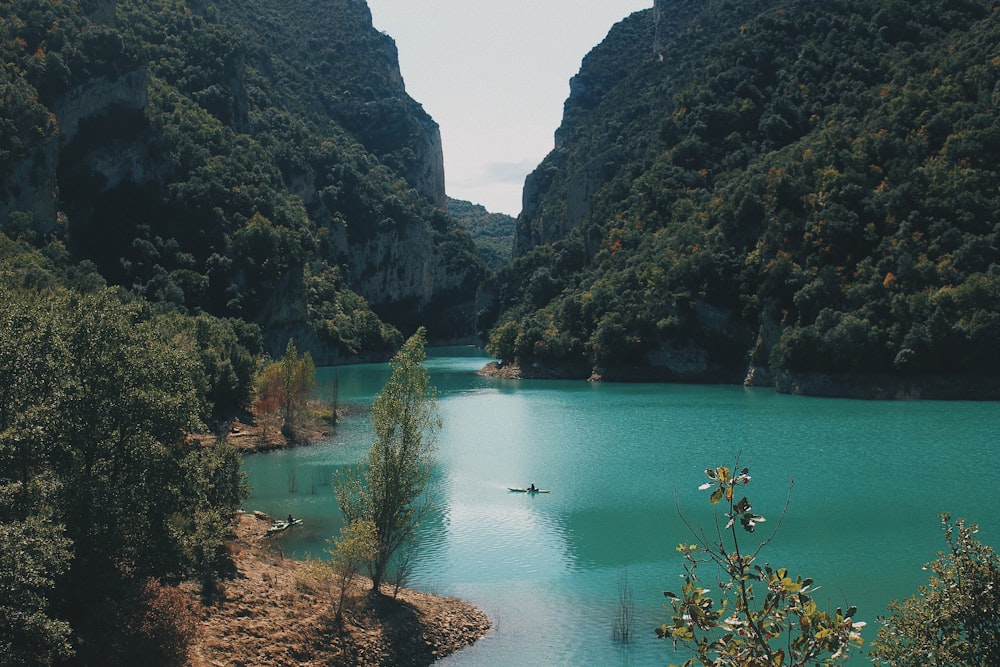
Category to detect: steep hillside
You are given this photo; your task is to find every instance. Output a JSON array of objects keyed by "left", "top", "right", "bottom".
[
  {"left": 0, "top": 0, "right": 484, "bottom": 363},
  {"left": 488, "top": 0, "right": 1000, "bottom": 398},
  {"left": 447, "top": 197, "right": 515, "bottom": 269}
]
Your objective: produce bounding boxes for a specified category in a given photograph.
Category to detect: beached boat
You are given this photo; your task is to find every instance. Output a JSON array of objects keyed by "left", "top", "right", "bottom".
[{"left": 267, "top": 518, "right": 303, "bottom": 533}]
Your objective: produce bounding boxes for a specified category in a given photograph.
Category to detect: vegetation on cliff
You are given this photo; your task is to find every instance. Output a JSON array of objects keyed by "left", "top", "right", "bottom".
[
  {"left": 0, "top": 0, "right": 483, "bottom": 363},
  {"left": 488, "top": 0, "right": 1000, "bottom": 393},
  {"left": 448, "top": 197, "right": 516, "bottom": 269}
]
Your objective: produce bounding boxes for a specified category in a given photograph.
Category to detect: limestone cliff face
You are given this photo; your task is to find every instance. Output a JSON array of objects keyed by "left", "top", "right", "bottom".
[
  {"left": 347, "top": 224, "right": 469, "bottom": 323},
  {"left": 653, "top": 0, "right": 669, "bottom": 55},
  {"left": 514, "top": 0, "right": 703, "bottom": 257},
  {"left": 53, "top": 70, "right": 148, "bottom": 147},
  {"left": 1, "top": 67, "right": 148, "bottom": 235},
  {"left": 514, "top": 9, "right": 656, "bottom": 257},
  {"left": 240, "top": 0, "right": 447, "bottom": 210},
  {"left": 2, "top": 0, "right": 478, "bottom": 361},
  {"left": 331, "top": 97, "right": 447, "bottom": 210}
]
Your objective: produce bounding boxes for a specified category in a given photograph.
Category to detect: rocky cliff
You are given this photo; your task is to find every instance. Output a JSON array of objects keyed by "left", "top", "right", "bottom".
[
  {"left": 514, "top": 6, "right": 668, "bottom": 257},
  {"left": 514, "top": 0, "right": 762, "bottom": 258},
  {"left": 1, "top": 0, "right": 481, "bottom": 362},
  {"left": 492, "top": 0, "right": 1000, "bottom": 398},
  {"left": 514, "top": 9, "right": 649, "bottom": 256},
  {"left": 223, "top": 0, "right": 447, "bottom": 210}
]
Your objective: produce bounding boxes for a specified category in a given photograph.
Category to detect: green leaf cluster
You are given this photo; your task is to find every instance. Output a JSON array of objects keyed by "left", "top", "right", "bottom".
[
  {"left": 659, "top": 461, "right": 864, "bottom": 666},
  {"left": 871, "top": 513, "right": 1000, "bottom": 666},
  {"left": 325, "top": 519, "right": 378, "bottom": 622},
  {"left": 0, "top": 262, "right": 249, "bottom": 662}
]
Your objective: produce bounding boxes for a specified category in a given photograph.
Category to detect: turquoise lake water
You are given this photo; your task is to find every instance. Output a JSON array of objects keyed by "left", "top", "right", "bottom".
[{"left": 242, "top": 346, "right": 1000, "bottom": 666}]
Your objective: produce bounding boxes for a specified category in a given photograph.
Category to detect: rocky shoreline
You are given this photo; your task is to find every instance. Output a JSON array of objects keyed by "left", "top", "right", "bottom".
[
  {"left": 480, "top": 360, "right": 1000, "bottom": 400},
  {"left": 188, "top": 513, "right": 491, "bottom": 667}
]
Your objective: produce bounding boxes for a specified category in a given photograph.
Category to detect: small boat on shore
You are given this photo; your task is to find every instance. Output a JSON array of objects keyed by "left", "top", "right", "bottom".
[
  {"left": 508, "top": 487, "right": 550, "bottom": 493},
  {"left": 267, "top": 518, "right": 303, "bottom": 534}
]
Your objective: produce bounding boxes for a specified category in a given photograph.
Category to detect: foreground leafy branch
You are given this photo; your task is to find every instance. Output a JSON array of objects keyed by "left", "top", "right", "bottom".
[{"left": 659, "top": 461, "right": 864, "bottom": 666}]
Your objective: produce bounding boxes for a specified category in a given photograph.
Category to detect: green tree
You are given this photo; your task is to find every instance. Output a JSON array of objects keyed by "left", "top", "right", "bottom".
[
  {"left": 0, "top": 512, "right": 73, "bottom": 667},
  {"left": 871, "top": 513, "right": 1000, "bottom": 667},
  {"left": 335, "top": 327, "right": 440, "bottom": 594},
  {"left": 254, "top": 339, "right": 317, "bottom": 440},
  {"left": 172, "top": 442, "right": 248, "bottom": 596},
  {"left": 658, "top": 460, "right": 864, "bottom": 666},
  {"left": 155, "top": 311, "right": 263, "bottom": 422},
  {"left": 0, "top": 284, "right": 248, "bottom": 661},
  {"left": 326, "top": 519, "right": 378, "bottom": 623},
  {"left": 278, "top": 339, "right": 317, "bottom": 437},
  {"left": 486, "top": 318, "right": 520, "bottom": 364}
]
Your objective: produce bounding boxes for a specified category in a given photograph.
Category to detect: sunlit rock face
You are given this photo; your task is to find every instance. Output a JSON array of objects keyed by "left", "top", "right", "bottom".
[{"left": 653, "top": 0, "right": 668, "bottom": 55}]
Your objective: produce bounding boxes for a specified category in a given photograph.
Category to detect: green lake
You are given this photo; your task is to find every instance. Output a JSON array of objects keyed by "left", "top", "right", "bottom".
[{"left": 242, "top": 346, "right": 1000, "bottom": 666}]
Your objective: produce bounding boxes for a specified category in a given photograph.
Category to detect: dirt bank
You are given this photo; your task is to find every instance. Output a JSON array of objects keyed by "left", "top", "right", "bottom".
[{"left": 188, "top": 513, "right": 491, "bottom": 667}]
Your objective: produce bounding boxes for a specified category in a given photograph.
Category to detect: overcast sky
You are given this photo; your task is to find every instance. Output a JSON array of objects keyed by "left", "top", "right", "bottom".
[{"left": 365, "top": 0, "right": 652, "bottom": 216}]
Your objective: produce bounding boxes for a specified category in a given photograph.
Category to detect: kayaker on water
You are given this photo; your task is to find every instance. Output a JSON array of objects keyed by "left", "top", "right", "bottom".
[{"left": 529, "top": 483, "right": 537, "bottom": 492}]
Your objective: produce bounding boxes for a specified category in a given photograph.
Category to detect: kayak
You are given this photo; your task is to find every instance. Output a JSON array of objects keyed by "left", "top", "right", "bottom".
[
  {"left": 508, "top": 487, "right": 550, "bottom": 493},
  {"left": 267, "top": 518, "right": 303, "bottom": 533}
]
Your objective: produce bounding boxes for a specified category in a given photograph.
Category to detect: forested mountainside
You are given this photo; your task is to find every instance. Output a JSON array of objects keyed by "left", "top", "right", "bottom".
[
  {"left": 447, "top": 197, "right": 516, "bottom": 269},
  {"left": 488, "top": 0, "right": 1000, "bottom": 398},
  {"left": 0, "top": 0, "right": 483, "bottom": 363}
]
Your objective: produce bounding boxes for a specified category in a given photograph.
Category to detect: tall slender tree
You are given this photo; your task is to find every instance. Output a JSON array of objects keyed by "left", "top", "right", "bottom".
[{"left": 335, "top": 327, "right": 439, "bottom": 594}]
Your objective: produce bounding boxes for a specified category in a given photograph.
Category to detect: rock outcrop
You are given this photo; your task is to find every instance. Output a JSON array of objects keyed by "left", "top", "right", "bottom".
[
  {"left": 514, "top": 0, "right": 708, "bottom": 258},
  {"left": 514, "top": 9, "right": 657, "bottom": 257}
]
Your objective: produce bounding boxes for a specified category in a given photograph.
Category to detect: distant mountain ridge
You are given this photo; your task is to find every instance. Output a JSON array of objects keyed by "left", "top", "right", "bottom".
[
  {"left": 447, "top": 197, "right": 515, "bottom": 269},
  {"left": 0, "top": 0, "right": 483, "bottom": 362},
  {"left": 488, "top": 0, "right": 1000, "bottom": 398}
]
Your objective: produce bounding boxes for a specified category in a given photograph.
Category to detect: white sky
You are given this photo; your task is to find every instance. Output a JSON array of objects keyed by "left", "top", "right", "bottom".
[{"left": 366, "top": 0, "right": 653, "bottom": 216}]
